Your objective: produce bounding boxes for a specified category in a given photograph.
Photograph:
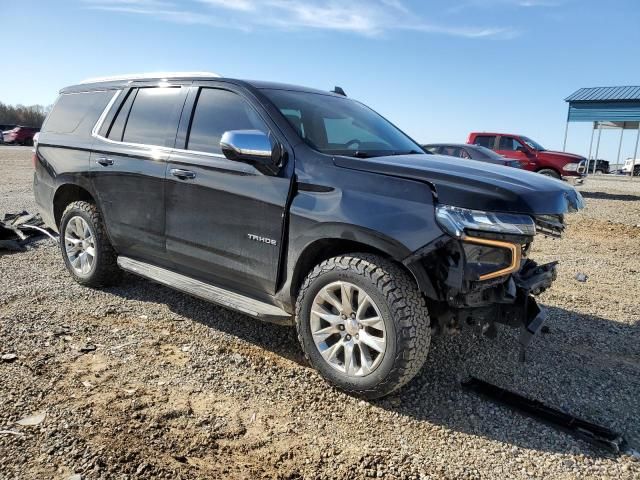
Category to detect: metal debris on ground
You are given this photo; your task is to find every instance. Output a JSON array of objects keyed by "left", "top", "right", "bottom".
[
  {"left": 16, "top": 412, "right": 47, "bottom": 427},
  {"left": 462, "top": 377, "right": 625, "bottom": 454},
  {"left": 575, "top": 272, "right": 589, "bottom": 282},
  {"left": 0, "top": 211, "right": 57, "bottom": 251}
]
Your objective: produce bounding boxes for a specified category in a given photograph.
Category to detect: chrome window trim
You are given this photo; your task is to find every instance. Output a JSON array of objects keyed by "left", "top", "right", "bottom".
[
  {"left": 91, "top": 89, "right": 122, "bottom": 138},
  {"left": 91, "top": 90, "right": 226, "bottom": 159},
  {"left": 90, "top": 86, "right": 254, "bottom": 160}
]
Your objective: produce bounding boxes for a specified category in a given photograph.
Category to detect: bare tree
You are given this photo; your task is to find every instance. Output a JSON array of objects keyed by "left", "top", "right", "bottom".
[{"left": 0, "top": 102, "right": 51, "bottom": 127}]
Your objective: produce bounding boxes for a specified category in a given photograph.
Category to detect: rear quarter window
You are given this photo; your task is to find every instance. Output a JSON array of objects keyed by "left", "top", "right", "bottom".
[
  {"left": 43, "top": 91, "right": 114, "bottom": 136},
  {"left": 473, "top": 135, "right": 496, "bottom": 149}
]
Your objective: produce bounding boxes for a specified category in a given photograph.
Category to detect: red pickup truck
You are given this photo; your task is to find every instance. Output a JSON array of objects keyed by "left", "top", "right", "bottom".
[{"left": 467, "top": 132, "right": 586, "bottom": 183}]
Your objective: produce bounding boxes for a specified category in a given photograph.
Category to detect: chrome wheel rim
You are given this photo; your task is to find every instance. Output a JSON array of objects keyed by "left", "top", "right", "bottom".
[
  {"left": 310, "top": 281, "right": 387, "bottom": 377},
  {"left": 64, "top": 216, "right": 95, "bottom": 276}
]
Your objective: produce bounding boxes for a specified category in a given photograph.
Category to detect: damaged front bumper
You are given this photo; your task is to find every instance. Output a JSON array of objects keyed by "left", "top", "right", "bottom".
[{"left": 404, "top": 232, "right": 560, "bottom": 361}]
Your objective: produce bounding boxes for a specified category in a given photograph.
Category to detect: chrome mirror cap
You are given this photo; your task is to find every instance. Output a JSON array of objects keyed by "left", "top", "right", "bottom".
[{"left": 220, "top": 130, "right": 272, "bottom": 160}]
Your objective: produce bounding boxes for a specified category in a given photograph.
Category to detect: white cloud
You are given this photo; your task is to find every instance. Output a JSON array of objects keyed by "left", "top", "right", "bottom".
[{"left": 83, "top": 0, "right": 519, "bottom": 38}]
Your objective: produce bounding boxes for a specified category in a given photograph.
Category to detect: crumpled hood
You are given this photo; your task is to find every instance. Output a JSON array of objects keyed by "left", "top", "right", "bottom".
[{"left": 334, "top": 154, "right": 584, "bottom": 215}]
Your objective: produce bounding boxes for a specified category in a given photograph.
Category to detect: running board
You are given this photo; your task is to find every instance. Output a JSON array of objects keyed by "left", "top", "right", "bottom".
[{"left": 117, "top": 256, "right": 292, "bottom": 325}]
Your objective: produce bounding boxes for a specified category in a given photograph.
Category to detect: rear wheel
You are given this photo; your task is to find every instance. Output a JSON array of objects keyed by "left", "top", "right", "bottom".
[
  {"left": 59, "top": 201, "right": 121, "bottom": 287},
  {"left": 295, "top": 253, "right": 430, "bottom": 399},
  {"left": 538, "top": 168, "right": 561, "bottom": 179}
]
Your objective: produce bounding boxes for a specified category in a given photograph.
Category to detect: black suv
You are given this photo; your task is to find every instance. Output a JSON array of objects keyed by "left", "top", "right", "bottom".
[{"left": 34, "top": 72, "right": 583, "bottom": 398}]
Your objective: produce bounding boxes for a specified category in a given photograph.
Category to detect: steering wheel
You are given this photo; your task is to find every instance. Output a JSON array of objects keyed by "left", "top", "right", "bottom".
[{"left": 345, "top": 139, "right": 361, "bottom": 150}]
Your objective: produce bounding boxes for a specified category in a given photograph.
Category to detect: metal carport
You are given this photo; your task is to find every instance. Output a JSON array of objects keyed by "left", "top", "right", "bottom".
[{"left": 562, "top": 86, "right": 640, "bottom": 177}]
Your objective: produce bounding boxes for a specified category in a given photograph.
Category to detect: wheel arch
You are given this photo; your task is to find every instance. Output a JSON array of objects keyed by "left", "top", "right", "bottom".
[
  {"left": 285, "top": 233, "right": 431, "bottom": 309},
  {"left": 535, "top": 166, "right": 562, "bottom": 177},
  {"left": 53, "top": 183, "right": 96, "bottom": 228}
]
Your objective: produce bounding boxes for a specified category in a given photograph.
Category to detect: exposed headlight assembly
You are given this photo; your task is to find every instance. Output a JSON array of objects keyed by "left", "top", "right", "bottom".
[
  {"left": 435, "top": 205, "right": 535, "bottom": 281},
  {"left": 435, "top": 205, "right": 536, "bottom": 239},
  {"left": 563, "top": 162, "right": 579, "bottom": 172}
]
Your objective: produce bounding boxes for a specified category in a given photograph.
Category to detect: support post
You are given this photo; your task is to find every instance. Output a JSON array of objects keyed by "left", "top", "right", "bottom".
[
  {"left": 593, "top": 123, "right": 602, "bottom": 175},
  {"left": 562, "top": 106, "right": 570, "bottom": 151},
  {"left": 586, "top": 122, "right": 596, "bottom": 176},
  {"left": 614, "top": 122, "right": 625, "bottom": 174},
  {"left": 632, "top": 123, "right": 640, "bottom": 180}
]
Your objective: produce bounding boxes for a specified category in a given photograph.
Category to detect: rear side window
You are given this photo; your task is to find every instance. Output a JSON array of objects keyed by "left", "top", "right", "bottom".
[
  {"left": 119, "top": 87, "right": 183, "bottom": 147},
  {"left": 43, "top": 91, "right": 113, "bottom": 136},
  {"left": 106, "top": 89, "right": 136, "bottom": 141},
  {"left": 187, "top": 88, "right": 269, "bottom": 155},
  {"left": 473, "top": 135, "right": 496, "bottom": 149}
]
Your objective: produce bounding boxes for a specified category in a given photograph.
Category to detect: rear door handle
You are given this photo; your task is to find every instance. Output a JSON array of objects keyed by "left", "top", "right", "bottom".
[
  {"left": 96, "top": 157, "right": 114, "bottom": 166},
  {"left": 170, "top": 168, "right": 196, "bottom": 180}
]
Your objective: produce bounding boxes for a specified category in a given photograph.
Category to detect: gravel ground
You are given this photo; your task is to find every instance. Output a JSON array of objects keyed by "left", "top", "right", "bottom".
[{"left": 1, "top": 146, "right": 639, "bottom": 479}]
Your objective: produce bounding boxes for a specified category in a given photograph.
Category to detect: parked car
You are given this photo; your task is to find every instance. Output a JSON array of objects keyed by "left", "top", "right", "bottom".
[
  {"left": 467, "top": 132, "right": 586, "bottom": 183},
  {"left": 422, "top": 143, "right": 522, "bottom": 168},
  {"left": 3, "top": 126, "right": 40, "bottom": 146},
  {"left": 587, "top": 159, "right": 610, "bottom": 175},
  {"left": 34, "top": 73, "right": 584, "bottom": 398},
  {"left": 622, "top": 157, "right": 640, "bottom": 175}
]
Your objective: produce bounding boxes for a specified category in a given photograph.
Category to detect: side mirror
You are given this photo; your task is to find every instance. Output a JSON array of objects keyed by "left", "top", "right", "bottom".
[
  {"left": 220, "top": 130, "right": 280, "bottom": 166},
  {"left": 516, "top": 145, "right": 529, "bottom": 154}
]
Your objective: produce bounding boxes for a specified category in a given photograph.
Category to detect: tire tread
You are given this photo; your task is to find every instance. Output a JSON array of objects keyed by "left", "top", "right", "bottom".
[{"left": 295, "top": 253, "right": 430, "bottom": 398}]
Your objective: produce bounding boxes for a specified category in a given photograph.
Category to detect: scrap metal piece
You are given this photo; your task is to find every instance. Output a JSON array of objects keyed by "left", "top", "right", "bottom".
[
  {"left": 462, "top": 377, "right": 626, "bottom": 453},
  {"left": 0, "top": 211, "right": 58, "bottom": 251},
  {"left": 518, "top": 295, "right": 546, "bottom": 363}
]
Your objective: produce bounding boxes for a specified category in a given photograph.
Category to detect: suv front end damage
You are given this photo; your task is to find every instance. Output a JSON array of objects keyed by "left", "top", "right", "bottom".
[{"left": 404, "top": 206, "right": 574, "bottom": 360}]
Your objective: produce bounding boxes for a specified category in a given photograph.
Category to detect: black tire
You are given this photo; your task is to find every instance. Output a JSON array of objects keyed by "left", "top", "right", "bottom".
[
  {"left": 295, "top": 253, "right": 431, "bottom": 399},
  {"left": 538, "top": 168, "right": 561, "bottom": 179},
  {"left": 59, "top": 201, "right": 121, "bottom": 287}
]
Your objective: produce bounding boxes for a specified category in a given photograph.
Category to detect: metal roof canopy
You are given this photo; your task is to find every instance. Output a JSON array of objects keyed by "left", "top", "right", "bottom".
[{"left": 562, "top": 86, "right": 640, "bottom": 177}]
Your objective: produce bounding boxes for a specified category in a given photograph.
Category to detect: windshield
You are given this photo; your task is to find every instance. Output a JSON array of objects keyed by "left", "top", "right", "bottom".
[
  {"left": 262, "top": 89, "right": 423, "bottom": 157},
  {"left": 521, "top": 136, "right": 545, "bottom": 151}
]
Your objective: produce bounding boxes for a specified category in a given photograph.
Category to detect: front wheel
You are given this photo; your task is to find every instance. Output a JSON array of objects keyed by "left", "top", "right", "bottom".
[
  {"left": 295, "top": 254, "right": 431, "bottom": 399},
  {"left": 538, "top": 168, "right": 561, "bottom": 179}
]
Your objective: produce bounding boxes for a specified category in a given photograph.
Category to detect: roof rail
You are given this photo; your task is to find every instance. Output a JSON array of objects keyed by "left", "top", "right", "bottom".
[{"left": 79, "top": 71, "right": 221, "bottom": 84}]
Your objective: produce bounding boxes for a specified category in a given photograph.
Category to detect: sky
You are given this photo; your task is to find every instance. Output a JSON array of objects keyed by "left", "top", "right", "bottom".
[{"left": 2, "top": 0, "right": 640, "bottom": 162}]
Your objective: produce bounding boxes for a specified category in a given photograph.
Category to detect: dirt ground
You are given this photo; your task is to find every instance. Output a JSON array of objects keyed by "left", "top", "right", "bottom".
[{"left": 1, "top": 146, "right": 639, "bottom": 479}]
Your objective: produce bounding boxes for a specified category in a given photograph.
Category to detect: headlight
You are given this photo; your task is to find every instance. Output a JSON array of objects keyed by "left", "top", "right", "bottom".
[
  {"left": 435, "top": 205, "right": 531, "bottom": 281},
  {"left": 435, "top": 205, "right": 536, "bottom": 238},
  {"left": 563, "top": 162, "right": 579, "bottom": 172}
]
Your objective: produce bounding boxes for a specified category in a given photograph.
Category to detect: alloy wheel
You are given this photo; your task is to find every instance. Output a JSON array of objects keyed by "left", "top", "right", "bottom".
[
  {"left": 64, "top": 216, "right": 96, "bottom": 276},
  {"left": 310, "top": 281, "right": 387, "bottom": 377}
]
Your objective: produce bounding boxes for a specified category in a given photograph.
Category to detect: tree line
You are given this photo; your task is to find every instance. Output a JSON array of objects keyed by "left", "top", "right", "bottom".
[{"left": 0, "top": 102, "right": 51, "bottom": 128}]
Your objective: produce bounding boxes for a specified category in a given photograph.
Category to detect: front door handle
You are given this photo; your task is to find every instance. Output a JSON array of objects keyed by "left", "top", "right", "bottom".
[
  {"left": 170, "top": 168, "right": 196, "bottom": 180},
  {"left": 96, "top": 157, "right": 114, "bottom": 166}
]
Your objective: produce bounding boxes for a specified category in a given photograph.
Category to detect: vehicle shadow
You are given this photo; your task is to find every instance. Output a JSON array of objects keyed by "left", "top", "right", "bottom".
[
  {"left": 580, "top": 190, "right": 640, "bottom": 202},
  {"left": 107, "top": 276, "right": 639, "bottom": 457}
]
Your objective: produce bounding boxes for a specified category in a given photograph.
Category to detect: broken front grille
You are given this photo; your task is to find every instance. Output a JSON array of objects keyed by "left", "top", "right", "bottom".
[{"left": 534, "top": 214, "right": 565, "bottom": 238}]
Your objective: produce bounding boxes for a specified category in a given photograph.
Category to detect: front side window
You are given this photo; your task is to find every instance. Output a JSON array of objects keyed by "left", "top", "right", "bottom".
[
  {"left": 262, "top": 89, "right": 422, "bottom": 158},
  {"left": 120, "top": 87, "right": 182, "bottom": 147},
  {"left": 498, "top": 136, "right": 525, "bottom": 151},
  {"left": 187, "top": 88, "right": 269, "bottom": 155}
]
